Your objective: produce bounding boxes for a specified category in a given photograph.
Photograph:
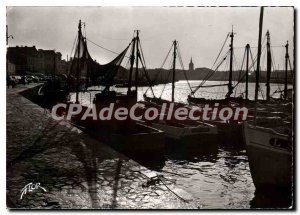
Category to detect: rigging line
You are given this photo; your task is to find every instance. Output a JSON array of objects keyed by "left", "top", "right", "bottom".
[
  {"left": 160, "top": 43, "right": 174, "bottom": 69},
  {"left": 239, "top": 48, "right": 246, "bottom": 79},
  {"left": 249, "top": 49, "right": 259, "bottom": 70},
  {"left": 83, "top": 23, "right": 87, "bottom": 38},
  {"left": 261, "top": 33, "right": 267, "bottom": 49},
  {"left": 271, "top": 47, "right": 286, "bottom": 95},
  {"left": 70, "top": 33, "right": 78, "bottom": 60},
  {"left": 192, "top": 51, "right": 230, "bottom": 95},
  {"left": 211, "top": 33, "right": 230, "bottom": 69},
  {"left": 201, "top": 50, "right": 230, "bottom": 87},
  {"left": 247, "top": 35, "right": 267, "bottom": 71},
  {"left": 139, "top": 45, "right": 154, "bottom": 94},
  {"left": 219, "top": 63, "right": 228, "bottom": 100},
  {"left": 269, "top": 46, "right": 282, "bottom": 92},
  {"left": 140, "top": 32, "right": 167, "bottom": 41},
  {"left": 249, "top": 48, "right": 256, "bottom": 73},
  {"left": 138, "top": 40, "right": 155, "bottom": 94},
  {"left": 288, "top": 58, "right": 294, "bottom": 77},
  {"left": 137, "top": 39, "right": 146, "bottom": 68},
  {"left": 231, "top": 59, "right": 248, "bottom": 90},
  {"left": 150, "top": 61, "right": 171, "bottom": 89},
  {"left": 234, "top": 48, "right": 246, "bottom": 96},
  {"left": 249, "top": 45, "right": 267, "bottom": 72},
  {"left": 232, "top": 50, "right": 241, "bottom": 81},
  {"left": 234, "top": 50, "right": 242, "bottom": 72},
  {"left": 86, "top": 38, "right": 130, "bottom": 58},
  {"left": 145, "top": 42, "right": 174, "bottom": 93},
  {"left": 176, "top": 43, "right": 183, "bottom": 69},
  {"left": 270, "top": 45, "right": 277, "bottom": 71},
  {"left": 160, "top": 55, "right": 174, "bottom": 98},
  {"left": 139, "top": 44, "right": 147, "bottom": 70},
  {"left": 138, "top": 55, "right": 155, "bottom": 97},
  {"left": 95, "top": 33, "right": 131, "bottom": 41},
  {"left": 177, "top": 43, "right": 193, "bottom": 93},
  {"left": 146, "top": 42, "right": 174, "bottom": 97},
  {"left": 222, "top": 53, "right": 230, "bottom": 86},
  {"left": 234, "top": 45, "right": 284, "bottom": 49},
  {"left": 261, "top": 47, "right": 267, "bottom": 71},
  {"left": 159, "top": 56, "right": 174, "bottom": 98},
  {"left": 198, "top": 50, "right": 230, "bottom": 88},
  {"left": 123, "top": 54, "right": 131, "bottom": 70},
  {"left": 158, "top": 176, "right": 190, "bottom": 203},
  {"left": 194, "top": 83, "right": 229, "bottom": 88},
  {"left": 196, "top": 52, "right": 228, "bottom": 94}
]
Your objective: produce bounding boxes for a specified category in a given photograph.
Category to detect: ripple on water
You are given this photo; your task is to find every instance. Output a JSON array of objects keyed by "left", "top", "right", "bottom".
[{"left": 160, "top": 147, "right": 256, "bottom": 209}]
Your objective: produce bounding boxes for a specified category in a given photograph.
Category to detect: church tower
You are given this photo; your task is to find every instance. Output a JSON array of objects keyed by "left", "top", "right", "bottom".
[{"left": 189, "top": 57, "right": 194, "bottom": 71}]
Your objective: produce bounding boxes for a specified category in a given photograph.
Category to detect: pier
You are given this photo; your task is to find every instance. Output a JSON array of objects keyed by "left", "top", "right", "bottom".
[{"left": 6, "top": 84, "right": 195, "bottom": 209}]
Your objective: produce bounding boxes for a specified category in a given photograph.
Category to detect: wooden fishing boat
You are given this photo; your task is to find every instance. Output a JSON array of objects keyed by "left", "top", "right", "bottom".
[
  {"left": 243, "top": 122, "right": 292, "bottom": 190},
  {"left": 63, "top": 20, "right": 166, "bottom": 158},
  {"left": 141, "top": 40, "right": 218, "bottom": 151},
  {"left": 243, "top": 8, "right": 293, "bottom": 193},
  {"left": 188, "top": 29, "right": 293, "bottom": 108},
  {"left": 107, "top": 122, "right": 165, "bottom": 155}
]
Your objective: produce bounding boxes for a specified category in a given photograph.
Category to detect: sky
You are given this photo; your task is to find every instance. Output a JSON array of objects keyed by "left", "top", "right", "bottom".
[{"left": 6, "top": 6, "right": 294, "bottom": 70}]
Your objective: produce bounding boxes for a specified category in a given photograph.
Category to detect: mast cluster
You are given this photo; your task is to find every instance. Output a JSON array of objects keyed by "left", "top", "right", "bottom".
[
  {"left": 172, "top": 40, "right": 177, "bottom": 102},
  {"left": 72, "top": 17, "right": 292, "bottom": 104},
  {"left": 227, "top": 28, "right": 235, "bottom": 98},
  {"left": 127, "top": 30, "right": 141, "bottom": 95},
  {"left": 284, "top": 41, "right": 289, "bottom": 100}
]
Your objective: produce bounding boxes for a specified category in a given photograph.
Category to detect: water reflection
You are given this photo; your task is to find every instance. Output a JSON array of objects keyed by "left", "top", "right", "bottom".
[
  {"left": 67, "top": 81, "right": 293, "bottom": 209},
  {"left": 70, "top": 80, "right": 293, "bottom": 105},
  {"left": 157, "top": 146, "right": 255, "bottom": 209}
]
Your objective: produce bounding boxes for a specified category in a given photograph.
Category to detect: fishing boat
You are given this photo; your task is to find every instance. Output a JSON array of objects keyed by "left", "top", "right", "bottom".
[
  {"left": 243, "top": 122, "right": 292, "bottom": 190},
  {"left": 188, "top": 28, "right": 294, "bottom": 147},
  {"left": 187, "top": 28, "right": 241, "bottom": 105},
  {"left": 243, "top": 8, "right": 293, "bottom": 192},
  {"left": 37, "top": 65, "right": 70, "bottom": 107},
  {"left": 141, "top": 40, "right": 218, "bottom": 150},
  {"left": 63, "top": 21, "right": 166, "bottom": 157}
]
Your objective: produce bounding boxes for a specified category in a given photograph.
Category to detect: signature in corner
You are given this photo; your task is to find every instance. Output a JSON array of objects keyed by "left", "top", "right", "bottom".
[{"left": 20, "top": 182, "right": 47, "bottom": 200}]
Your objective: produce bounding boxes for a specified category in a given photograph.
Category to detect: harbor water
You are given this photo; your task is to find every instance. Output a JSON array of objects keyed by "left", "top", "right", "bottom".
[
  {"left": 71, "top": 80, "right": 291, "bottom": 106},
  {"left": 70, "top": 80, "right": 293, "bottom": 209}
]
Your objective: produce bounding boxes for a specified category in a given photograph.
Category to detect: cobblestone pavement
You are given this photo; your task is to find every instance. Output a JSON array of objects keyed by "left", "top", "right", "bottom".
[{"left": 6, "top": 84, "right": 197, "bottom": 209}]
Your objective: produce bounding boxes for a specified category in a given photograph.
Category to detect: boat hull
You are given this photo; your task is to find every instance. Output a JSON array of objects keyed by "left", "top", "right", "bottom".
[
  {"left": 243, "top": 123, "right": 292, "bottom": 190},
  {"left": 95, "top": 122, "right": 165, "bottom": 161},
  {"left": 146, "top": 121, "right": 218, "bottom": 153},
  {"left": 210, "top": 121, "right": 244, "bottom": 147}
]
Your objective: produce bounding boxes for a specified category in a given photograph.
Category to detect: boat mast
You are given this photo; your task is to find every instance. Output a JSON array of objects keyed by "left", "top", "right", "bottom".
[
  {"left": 254, "top": 7, "right": 264, "bottom": 124},
  {"left": 245, "top": 44, "right": 250, "bottom": 100},
  {"left": 76, "top": 20, "right": 82, "bottom": 103},
  {"left": 135, "top": 30, "right": 140, "bottom": 91},
  {"left": 53, "top": 50, "right": 56, "bottom": 79},
  {"left": 6, "top": 25, "right": 13, "bottom": 83},
  {"left": 127, "top": 36, "right": 136, "bottom": 94},
  {"left": 172, "top": 40, "right": 177, "bottom": 102},
  {"left": 284, "top": 40, "right": 289, "bottom": 100},
  {"left": 266, "top": 30, "right": 271, "bottom": 101},
  {"left": 227, "top": 27, "right": 234, "bottom": 98}
]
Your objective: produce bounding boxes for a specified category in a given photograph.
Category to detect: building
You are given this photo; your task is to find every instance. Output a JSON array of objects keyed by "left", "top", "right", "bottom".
[
  {"left": 7, "top": 60, "right": 16, "bottom": 76},
  {"left": 7, "top": 46, "right": 38, "bottom": 75},
  {"left": 7, "top": 46, "right": 69, "bottom": 76},
  {"left": 189, "top": 57, "right": 194, "bottom": 71}
]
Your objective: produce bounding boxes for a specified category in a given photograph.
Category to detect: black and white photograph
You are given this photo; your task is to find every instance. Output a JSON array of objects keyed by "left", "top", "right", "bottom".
[{"left": 5, "top": 4, "right": 295, "bottom": 210}]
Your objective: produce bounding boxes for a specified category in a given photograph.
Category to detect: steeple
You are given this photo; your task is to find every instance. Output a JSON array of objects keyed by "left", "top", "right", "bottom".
[{"left": 189, "top": 57, "right": 194, "bottom": 71}]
